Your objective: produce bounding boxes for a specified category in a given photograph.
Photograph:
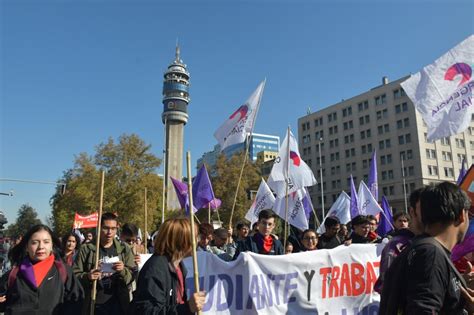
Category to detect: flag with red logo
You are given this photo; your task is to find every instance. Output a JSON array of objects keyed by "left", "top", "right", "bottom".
[
  {"left": 272, "top": 189, "right": 309, "bottom": 231},
  {"left": 401, "top": 35, "right": 474, "bottom": 142},
  {"left": 267, "top": 129, "right": 317, "bottom": 198},
  {"left": 214, "top": 80, "right": 265, "bottom": 150}
]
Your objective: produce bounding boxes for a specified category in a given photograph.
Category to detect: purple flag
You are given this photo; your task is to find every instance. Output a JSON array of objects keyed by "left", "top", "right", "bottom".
[
  {"left": 192, "top": 165, "right": 215, "bottom": 210},
  {"left": 206, "top": 198, "right": 222, "bottom": 210},
  {"left": 368, "top": 150, "right": 378, "bottom": 201},
  {"left": 350, "top": 175, "right": 359, "bottom": 218},
  {"left": 171, "top": 177, "right": 197, "bottom": 215},
  {"left": 302, "top": 188, "right": 313, "bottom": 220},
  {"left": 377, "top": 196, "right": 394, "bottom": 237},
  {"left": 457, "top": 158, "right": 467, "bottom": 185}
]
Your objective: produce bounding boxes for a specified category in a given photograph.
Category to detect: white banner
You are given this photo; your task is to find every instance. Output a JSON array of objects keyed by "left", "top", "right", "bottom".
[
  {"left": 183, "top": 244, "right": 383, "bottom": 314},
  {"left": 245, "top": 178, "right": 276, "bottom": 225}
]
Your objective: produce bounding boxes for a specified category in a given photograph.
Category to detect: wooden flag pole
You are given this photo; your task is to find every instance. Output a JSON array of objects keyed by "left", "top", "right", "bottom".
[
  {"left": 208, "top": 203, "right": 211, "bottom": 224},
  {"left": 228, "top": 79, "right": 266, "bottom": 229},
  {"left": 216, "top": 208, "right": 221, "bottom": 227},
  {"left": 283, "top": 127, "right": 290, "bottom": 251},
  {"left": 90, "top": 170, "right": 105, "bottom": 315},
  {"left": 186, "top": 152, "right": 202, "bottom": 315},
  {"left": 144, "top": 187, "right": 148, "bottom": 253}
]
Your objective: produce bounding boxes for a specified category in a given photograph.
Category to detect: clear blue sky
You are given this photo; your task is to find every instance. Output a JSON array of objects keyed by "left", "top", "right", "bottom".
[{"left": 1, "top": 0, "right": 473, "bottom": 226}]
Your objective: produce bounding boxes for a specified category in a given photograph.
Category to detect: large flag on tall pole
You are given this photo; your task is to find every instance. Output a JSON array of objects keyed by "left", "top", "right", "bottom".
[
  {"left": 214, "top": 80, "right": 265, "bottom": 151},
  {"left": 358, "top": 181, "right": 383, "bottom": 216},
  {"left": 400, "top": 35, "right": 474, "bottom": 142},
  {"left": 192, "top": 165, "right": 215, "bottom": 210},
  {"left": 267, "top": 129, "right": 317, "bottom": 197},
  {"left": 317, "top": 191, "right": 351, "bottom": 234},
  {"left": 457, "top": 157, "right": 468, "bottom": 185},
  {"left": 377, "top": 196, "right": 394, "bottom": 237},
  {"left": 245, "top": 179, "right": 276, "bottom": 225},
  {"left": 368, "top": 150, "right": 378, "bottom": 201},
  {"left": 273, "top": 189, "right": 309, "bottom": 231},
  {"left": 350, "top": 175, "right": 359, "bottom": 219}
]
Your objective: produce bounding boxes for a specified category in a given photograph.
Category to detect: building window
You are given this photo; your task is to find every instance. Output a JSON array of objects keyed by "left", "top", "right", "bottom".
[
  {"left": 360, "top": 131, "right": 365, "bottom": 139},
  {"left": 378, "top": 126, "right": 384, "bottom": 135},
  {"left": 358, "top": 100, "right": 369, "bottom": 112},
  {"left": 426, "top": 149, "right": 437, "bottom": 159},
  {"left": 375, "top": 94, "right": 387, "bottom": 105},
  {"left": 441, "top": 137, "right": 450, "bottom": 146},
  {"left": 393, "top": 89, "right": 401, "bottom": 99},
  {"left": 428, "top": 165, "right": 438, "bottom": 176},
  {"left": 403, "top": 118, "right": 409, "bottom": 127},
  {"left": 366, "top": 129, "right": 371, "bottom": 138},
  {"left": 458, "top": 154, "right": 466, "bottom": 163},
  {"left": 444, "top": 167, "right": 454, "bottom": 178},
  {"left": 442, "top": 151, "right": 452, "bottom": 161},
  {"left": 456, "top": 138, "right": 466, "bottom": 148}
]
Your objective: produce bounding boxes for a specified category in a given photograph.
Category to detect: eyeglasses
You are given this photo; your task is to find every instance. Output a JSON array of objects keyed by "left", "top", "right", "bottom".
[
  {"left": 303, "top": 237, "right": 318, "bottom": 241},
  {"left": 101, "top": 227, "right": 117, "bottom": 232}
]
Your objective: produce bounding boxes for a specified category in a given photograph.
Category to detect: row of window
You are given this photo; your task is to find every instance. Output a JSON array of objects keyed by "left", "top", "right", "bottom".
[
  {"left": 426, "top": 149, "right": 467, "bottom": 162},
  {"left": 426, "top": 166, "right": 455, "bottom": 178}
]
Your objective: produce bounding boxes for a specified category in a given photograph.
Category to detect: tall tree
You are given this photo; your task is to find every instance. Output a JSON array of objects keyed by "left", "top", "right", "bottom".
[
  {"left": 50, "top": 134, "right": 163, "bottom": 235},
  {"left": 6, "top": 204, "right": 42, "bottom": 237},
  {"left": 209, "top": 152, "right": 261, "bottom": 226}
]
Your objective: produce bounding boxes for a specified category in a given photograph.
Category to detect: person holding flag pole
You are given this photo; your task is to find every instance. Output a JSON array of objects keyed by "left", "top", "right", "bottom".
[{"left": 213, "top": 79, "right": 266, "bottom": 229}]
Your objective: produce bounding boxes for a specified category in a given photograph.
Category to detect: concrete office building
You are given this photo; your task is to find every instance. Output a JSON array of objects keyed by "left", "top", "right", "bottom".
[{"left": 298, "top": 76, "right": 474, "bottom": 216}]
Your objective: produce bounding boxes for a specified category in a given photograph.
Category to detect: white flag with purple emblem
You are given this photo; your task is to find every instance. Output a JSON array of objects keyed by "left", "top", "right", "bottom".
[
  {"left": 317, "top": 191, "right": 351, "bottom": 234},
  {"left": 401, "top": 35, "right": 474, "bottom": 142},
  {"left": 357, "top": 181, "right": 383, "bottom": 216},
  {"left": 214, "top": 80, "right": 265, "bottom": 150},
  {"left": 267, "top": 129, "right": 317, "bottom": 197},
  {"left": 245, "top": 178, "right": 276, "bottom": 225},
  {"left": 272, "top": 189, "right": 309, "bottom": 231}
]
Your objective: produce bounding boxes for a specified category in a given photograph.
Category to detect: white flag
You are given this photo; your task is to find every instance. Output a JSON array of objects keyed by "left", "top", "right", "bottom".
[
  {"left": 245, "top": 179, "right": 276, "bottom": 225},
  {"left": 267, "top": 129, "right": 317, "bottom": 197},
  {"left": 401, "top": 35, "right": 474, "bottom": 142},
  {"left": 317, "top": 191, "right": 351, "bottom": 234},
  {"left": 273, "top": 189, "right": 309, "bottom": 231},
  {"left": 358, "top": 181, "right": 382, "bottom": 216},
  {"left": 214, "top": 80, "right": 265, "bottom": 150}
]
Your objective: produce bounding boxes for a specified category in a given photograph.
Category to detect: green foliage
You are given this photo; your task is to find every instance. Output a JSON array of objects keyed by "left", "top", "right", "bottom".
[
  {"left": 6, "top": 204, "right": 42, "bottom": 237},
  {"left": 50, "top": 134, "right": 163, "bottom": 235},
  {"left": 208, "top": 152, "right": 261, "bottom": 227}
]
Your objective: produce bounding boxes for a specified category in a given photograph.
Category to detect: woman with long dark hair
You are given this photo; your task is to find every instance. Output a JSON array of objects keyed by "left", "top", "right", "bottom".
[
  {"left": 0, "top": 224, "right": 84, "bottom": 314},
  {"left": 62, "top": 232, "right": 81, "bottom": 266},
  {"left": 129, "top": 218, "right": 206, "bottom": 314}
]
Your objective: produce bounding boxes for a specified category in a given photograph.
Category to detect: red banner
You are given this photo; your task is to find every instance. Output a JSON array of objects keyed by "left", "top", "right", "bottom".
[{"left": 73, "top": 212, "right": 99, "bottom": 229}]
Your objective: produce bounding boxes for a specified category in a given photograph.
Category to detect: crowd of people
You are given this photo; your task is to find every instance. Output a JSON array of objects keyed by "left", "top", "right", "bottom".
[{"left": 0, "top": 181, "right": 473, "bottom": 314}]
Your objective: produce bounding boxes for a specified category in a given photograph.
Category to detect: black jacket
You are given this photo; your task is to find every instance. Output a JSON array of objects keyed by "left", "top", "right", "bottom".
[
  {"left": 0, "top": 259, "right": 84, "bottom": 315},
  {"left": 234, "top": 234, "right": 284, "bottom": 258},
  {"left": 129, "top": 254, "right": 193, "bottom": 315}
]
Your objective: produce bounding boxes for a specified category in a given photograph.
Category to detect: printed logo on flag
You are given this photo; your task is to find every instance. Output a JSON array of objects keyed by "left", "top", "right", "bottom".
[
  {"left": 445, "top": 63, "right": 472, "bottom": 86},
  {"left": 289, "top": 151, "right": 301, "bottom": 166},
  {"left": 229, "top": 104, "right": 250, "bottom": 122}
]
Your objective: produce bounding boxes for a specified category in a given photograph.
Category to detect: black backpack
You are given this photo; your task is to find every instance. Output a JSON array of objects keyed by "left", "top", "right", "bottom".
[{"left": 379, "top": 237, "right": 467, "bottom": 315}]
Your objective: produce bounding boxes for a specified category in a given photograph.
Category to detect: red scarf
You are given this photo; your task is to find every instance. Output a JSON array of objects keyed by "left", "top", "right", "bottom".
[
  {"left": 175, "top": 264, "right": 185, "bottom": 304},
  {"left": 32, "top": 254, "right": 55, "bottom": 287},
  {"left": 262, "top": 235, "right": 273, "bottom": 254}
]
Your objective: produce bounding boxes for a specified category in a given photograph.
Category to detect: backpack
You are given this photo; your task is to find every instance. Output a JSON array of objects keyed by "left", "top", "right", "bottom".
[
  {"left": 7, "top": 260, "right": 68, "bottom": 289},
  {"left": 379, "top": 237, "right": 467, "bottom": 315}
]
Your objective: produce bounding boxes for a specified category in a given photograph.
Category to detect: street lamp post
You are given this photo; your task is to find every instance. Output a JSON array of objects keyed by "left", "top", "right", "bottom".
[{"left": 318, "top": 138, "right": 325, "bottom": 219}]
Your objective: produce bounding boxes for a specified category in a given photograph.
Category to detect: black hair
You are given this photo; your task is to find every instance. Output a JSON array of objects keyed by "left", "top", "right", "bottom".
[
  {"left": 393, "top": 211, "right": 410, "bottom": 222},
  {"left": 409, "top": 187, "right": 425, "bottom": 210},
  {"left": 301, "top": 229, "right": 318, "bottom": 239},
  {"left": 351, "top": 215, "right": 370, "bottom": 227},
  {"left": 366, "top": 214, "right": 378, "bottom": 223},
  {"left": 8, "top": 224, "right": 62, "bottom": 265},
  {"left": 258, "top": 209, "right": 277, "bottom": 221},
  {"left": 213, "top": 228, "right": 228, "bottom": 240},
  {"left": 61, "top": 232, "right": 81, "bottom": 253},
  {"left": 236, "top": 222, "right": 250, "bottom": 230},
  {"left": 101, "top": 212, "right": 118, "bottom": 223},
  {"left": 324, "top": 216, "right": 340, "bottom": 229},
  {"left": 420, "top": 181, "right": 471, "bottom": 225},
  {"left": 121, "top": 223, "right": 139, "bottom": 237},
  {"left": 198, "top": 223, "right": 214, "bottom": 236}
]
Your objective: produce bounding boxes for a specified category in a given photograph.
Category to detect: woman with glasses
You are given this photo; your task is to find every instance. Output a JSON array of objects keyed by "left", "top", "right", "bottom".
[{"left": 301, "top": 229, "right": 319, "bottom": 251}]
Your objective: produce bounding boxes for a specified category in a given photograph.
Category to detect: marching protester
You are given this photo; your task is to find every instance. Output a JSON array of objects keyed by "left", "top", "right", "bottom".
[
  {"left": 284, "top": 242, "right": 294, "bottom": 254},
  {"left": 374, "top": 187, "right": 425, "bottom": 294},
  {"left": 120, "top": 223, "right": 145, "bottom": 266},
  {"left": 235, "top": 222, "right": 250, "bottom": 242},
  {"left": 380, "top": 182, "right": 474, "bottom": 314},
  {"left": 234, "top": 209, "right": 284, "bottom": 257},
  {"left": 300, "top": 229, "right": 318, "bottom": 251},
  {"left": 348, "top": 215, "right": 372, "bottom": 244},
  {"left": 367, "top": 214, "right": 382, "bottom": 242},
  {"left": 338, "top": 223, "right": 349, "bottom": 241},
  {"left": 73, "top": 212, "right": 135, "bottom": 315},
  {"left": 209, "top": 228, "right": 236, "bottom": 261},
  {"left": 62, "top": 231, "right": 81, "bottom": 266},
  {"left": 392, "top": 211, "right": 410, "bottom": 231},
  {"left": 129, "top": 217, "right": 206, "bottom": 314},
  {"left": 0, "top": 224, "right": 84, "bottom": 314},
  {"left": 317, "top": 216, "right": 342, "bottom": 249},
  {"left": 84, "top": 232, "right": 94, "bottom": 244},
  {"left": 197, "top": 223, "right": 214, "bottom": 252}
]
